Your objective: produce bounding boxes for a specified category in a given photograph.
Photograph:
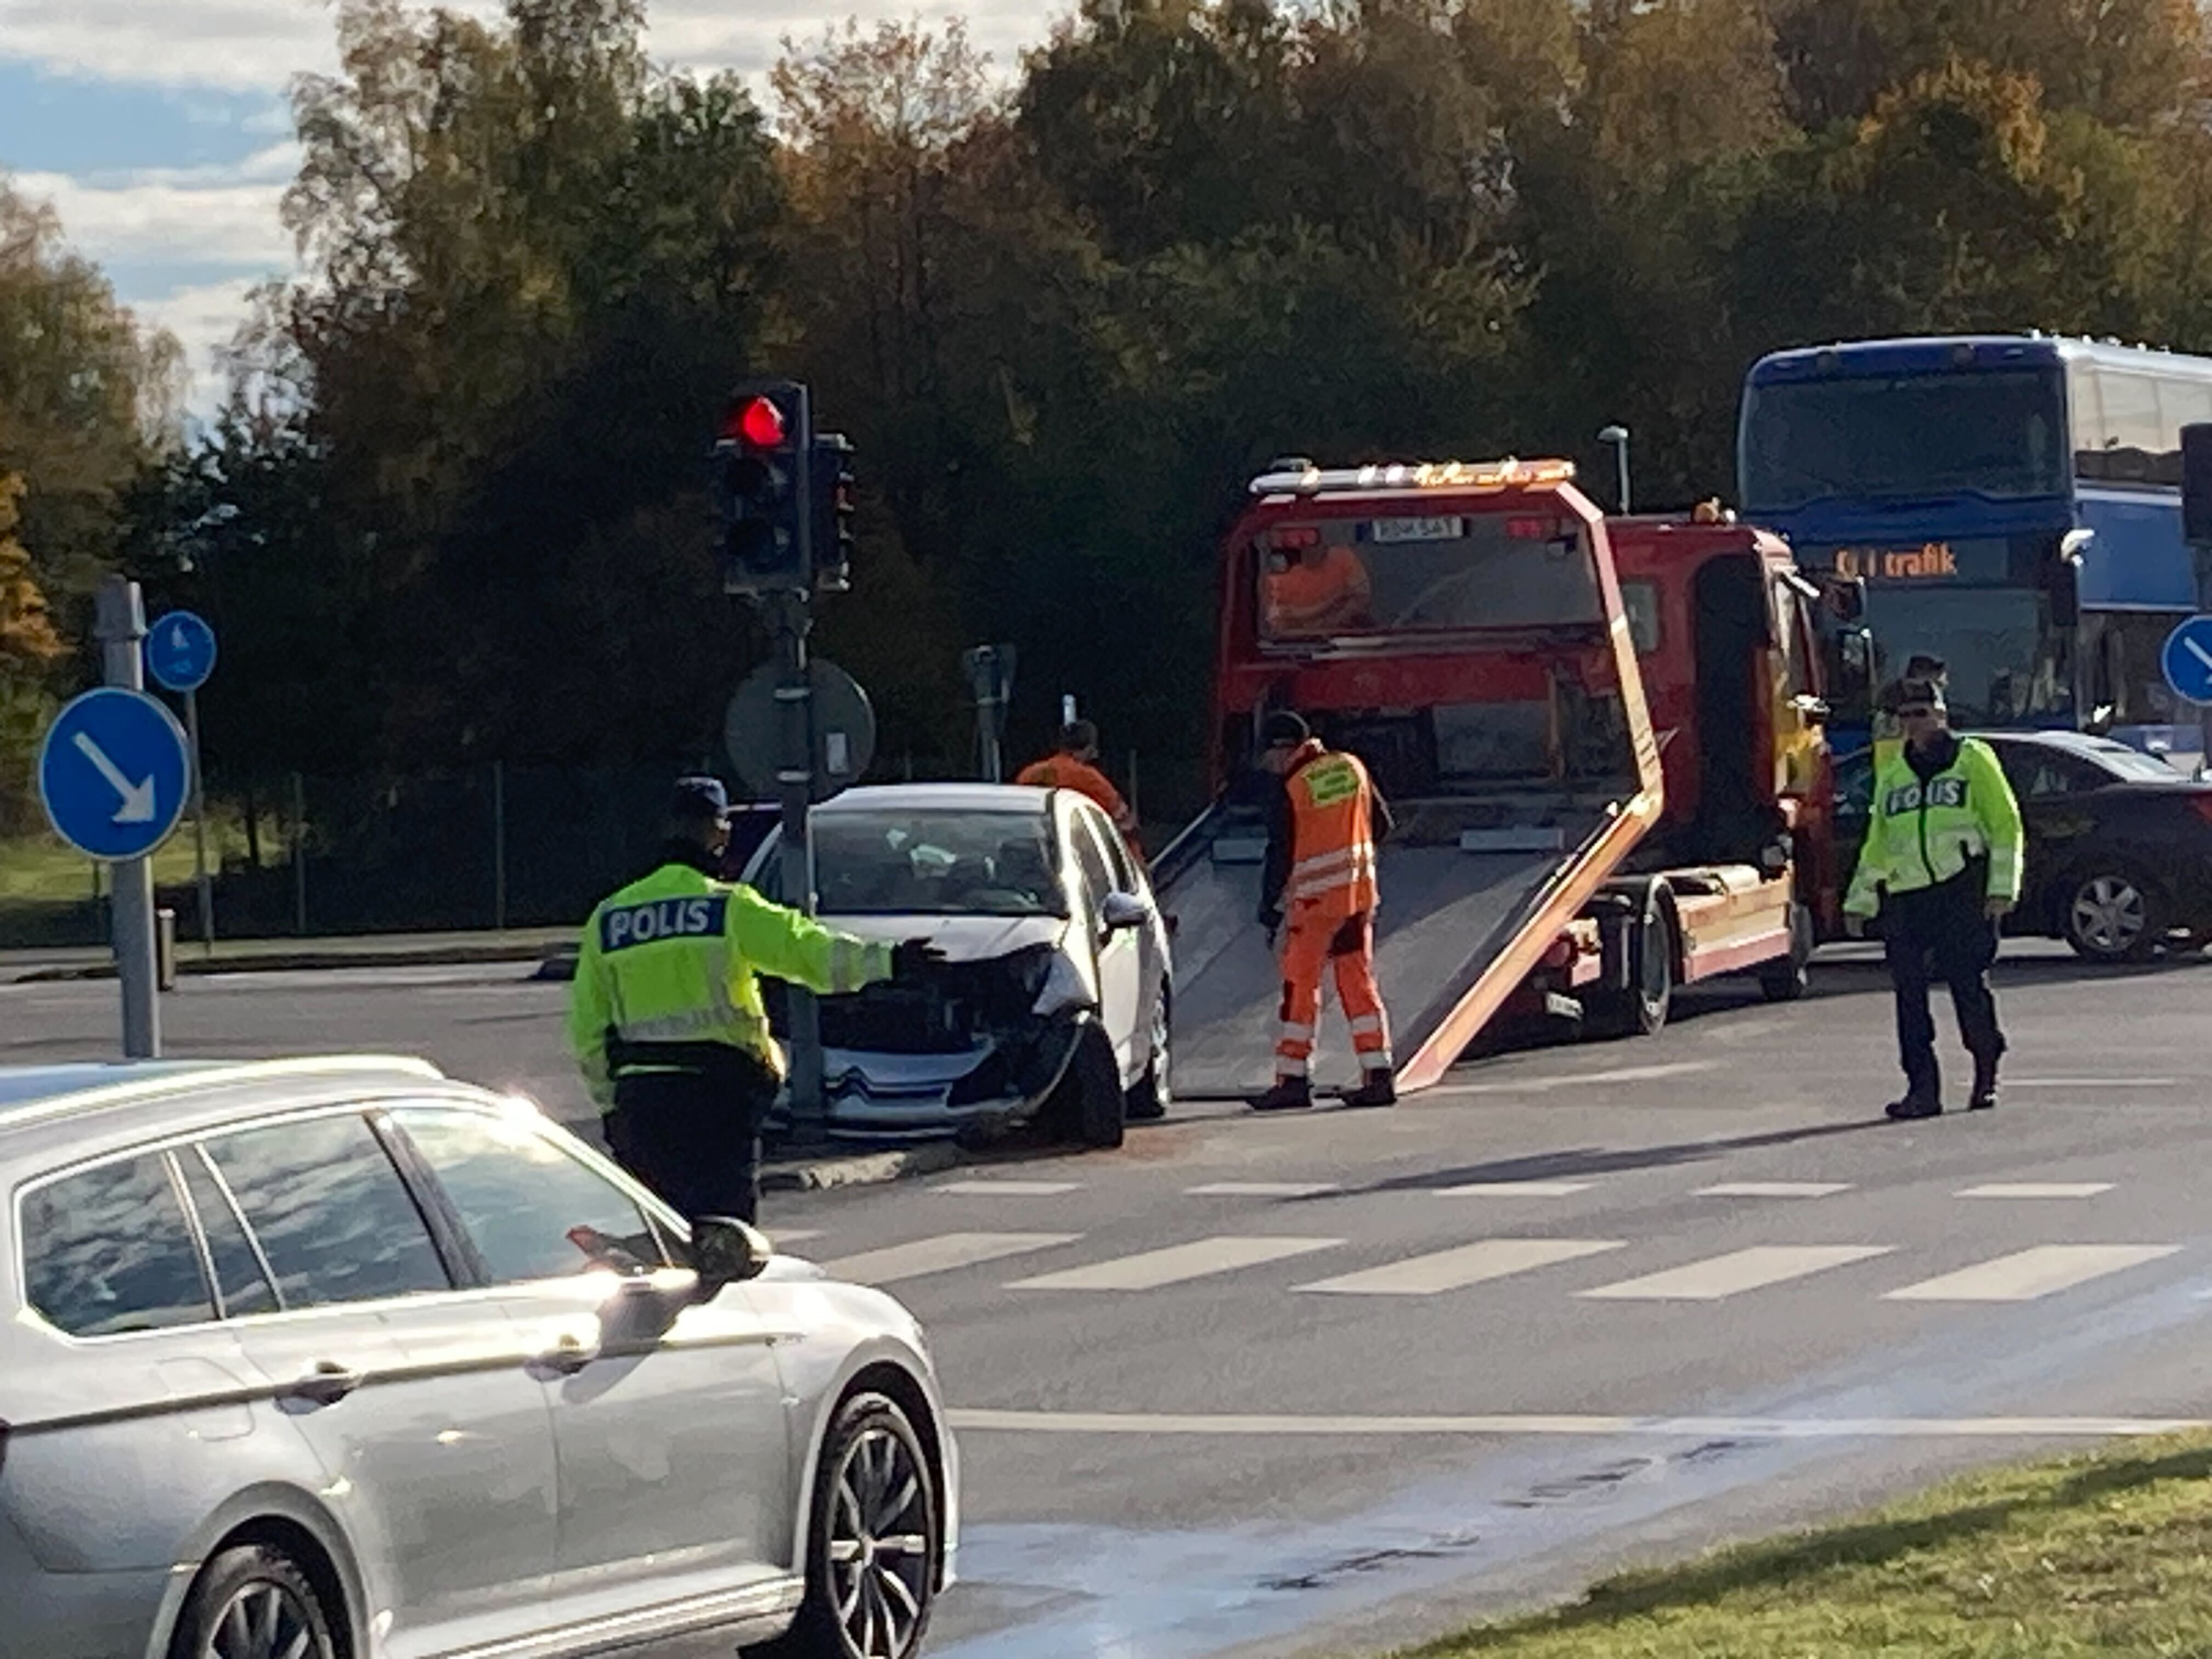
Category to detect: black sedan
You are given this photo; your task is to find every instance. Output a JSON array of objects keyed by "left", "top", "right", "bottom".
[{"left": 1834, "top": 730, "right": 2212, "bottom": 962}]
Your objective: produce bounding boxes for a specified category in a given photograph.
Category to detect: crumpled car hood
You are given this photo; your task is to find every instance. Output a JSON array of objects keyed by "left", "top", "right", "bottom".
[{"left": 816, "top": 913, "right": 1068, "bottom": 962}]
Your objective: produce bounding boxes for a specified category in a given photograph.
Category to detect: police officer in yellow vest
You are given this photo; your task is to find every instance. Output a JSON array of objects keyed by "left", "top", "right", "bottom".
[
  {"left": 568, "top": 777, "right": 941, "bottom": 1221},
  {"left": 1844, "top": 679, "right": 2025, "bottom": 1120}
]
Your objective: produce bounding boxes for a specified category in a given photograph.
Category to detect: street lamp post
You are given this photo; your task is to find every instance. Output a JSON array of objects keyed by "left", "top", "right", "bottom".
[{"left": 1598, "top": 425, "right": 1631, "bottom": 514}]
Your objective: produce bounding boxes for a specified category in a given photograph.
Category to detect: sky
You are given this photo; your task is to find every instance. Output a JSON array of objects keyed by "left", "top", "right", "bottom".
[{"left": 0, "top": 0, "right": 1059, "bottom": 416}]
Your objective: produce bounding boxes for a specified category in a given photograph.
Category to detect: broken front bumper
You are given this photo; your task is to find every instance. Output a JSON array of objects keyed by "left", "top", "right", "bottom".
[{"left": 763, "top": 1013, "right": 1088, "bottom": 1141}]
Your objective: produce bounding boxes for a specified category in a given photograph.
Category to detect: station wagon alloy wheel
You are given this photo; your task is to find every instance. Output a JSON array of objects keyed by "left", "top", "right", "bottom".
[
  {"left": 202, "top": 1582, "right": 317, "bottom": 1659},
  {"left": 830, "top": 1425, "right": 933, "bottom": 1659}
]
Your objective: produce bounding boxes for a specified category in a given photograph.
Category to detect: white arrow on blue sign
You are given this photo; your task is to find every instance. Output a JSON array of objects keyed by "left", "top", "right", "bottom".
[
  {"left": 145, "top": 610, "right": 217, "bottom": 693},
  {"left": 37, "top": 688, "right": 191, "bottom": 861},
  {"left": 2161, "top": 614, "right": 2212, "bottom": 707}
]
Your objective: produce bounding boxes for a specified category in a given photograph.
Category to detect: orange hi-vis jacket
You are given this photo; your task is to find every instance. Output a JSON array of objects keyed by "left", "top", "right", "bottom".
[
  {"left": 1265, "top": 545, "right": 1372, "bottom": 635},
  {"left": 1278, "top": 741, "right": 1380, "bottom": 919},
  {"left": 1014, "top": 753, "right": 1138, "bottom": 836}
]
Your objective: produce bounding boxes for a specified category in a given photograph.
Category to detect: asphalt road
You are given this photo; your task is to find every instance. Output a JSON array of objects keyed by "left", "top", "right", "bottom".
[{"left": 7, "top": 944, "right": 2210, "bottom": 1658}]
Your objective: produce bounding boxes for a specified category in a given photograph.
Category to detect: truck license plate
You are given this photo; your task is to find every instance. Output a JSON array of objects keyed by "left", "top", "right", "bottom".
[{"left": 1368, "top": 516, "right": 1463, "bottom": 544}]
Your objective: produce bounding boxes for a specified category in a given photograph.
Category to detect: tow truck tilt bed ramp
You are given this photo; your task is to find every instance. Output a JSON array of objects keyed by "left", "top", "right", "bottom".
[{"left": 1158, "top": 459, "right": 1668, "bottom": 1099}]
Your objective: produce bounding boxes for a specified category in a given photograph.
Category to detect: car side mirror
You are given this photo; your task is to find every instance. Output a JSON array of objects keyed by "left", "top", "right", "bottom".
[
  {"left": 1101, "top": 891, "right": 1153, "bottom": 933},
  {"left": 688, "top": 1216, "right": 773, "bottom": 1300}
]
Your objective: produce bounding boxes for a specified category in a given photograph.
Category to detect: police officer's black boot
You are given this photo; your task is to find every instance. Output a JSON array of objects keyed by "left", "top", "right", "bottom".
[
  {"left": 1885, "top": 1064, "right": 1942, "bottom": 1121},
  {"left": 1968, "top": 1053, "right": 1999, "bottom": 1112}
]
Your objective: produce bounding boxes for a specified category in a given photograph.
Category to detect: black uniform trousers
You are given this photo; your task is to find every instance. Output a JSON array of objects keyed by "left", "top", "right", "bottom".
[
  {"left": 1881, "top": 873, "right": 2006, "bottom": 1099},
  {"left": 602, "top": 1046, "right": 781, "bottom": 1224}
]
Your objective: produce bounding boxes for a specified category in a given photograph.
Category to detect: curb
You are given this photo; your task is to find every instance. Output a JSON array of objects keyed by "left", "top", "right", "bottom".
[
  {"left": 15, "top": 944, "right": 556, "bottom": 984},
  {"left": 760, "top": 1141, "right": 967, "bottom": 1193}
]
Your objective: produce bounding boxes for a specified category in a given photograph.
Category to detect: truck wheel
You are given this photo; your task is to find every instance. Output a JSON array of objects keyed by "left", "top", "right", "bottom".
[
  {"left": 1048, "top": 1029, "right": 1126, "bottom": 1149},
  {"left": 1586, "top": 885, "right": 1675, "bottom": 1040},
  {"left": 1758, "top": 901, "right": 1814, "bottom": 1003}
]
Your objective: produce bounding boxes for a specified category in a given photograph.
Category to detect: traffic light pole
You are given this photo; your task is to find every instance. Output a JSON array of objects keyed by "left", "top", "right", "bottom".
[{"left": 771, "top": 591, "right": 829, "bottom": 1147}]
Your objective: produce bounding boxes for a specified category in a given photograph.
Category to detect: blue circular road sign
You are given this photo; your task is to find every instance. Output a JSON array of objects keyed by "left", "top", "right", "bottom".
[
  {"left": 2160, "top": 614, "right": 2212, "bottom": 707},
  {"left": 37, "top": 688, "right": 191, "bottom": 861},
  {"left": 145, "top": 610, "right": 217, "bottom": 693}
]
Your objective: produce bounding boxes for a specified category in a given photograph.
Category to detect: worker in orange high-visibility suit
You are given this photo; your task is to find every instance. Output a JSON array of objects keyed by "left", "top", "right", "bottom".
[
  {"left": 1263, "top": 538, "right": 1373, "bottom": 636},
  {"left": 1250, "top": 711, "right": 1397, "bottom": 1111},
  {"left": 1016, "top": 719, "right": 1144, "bottom": 861}
]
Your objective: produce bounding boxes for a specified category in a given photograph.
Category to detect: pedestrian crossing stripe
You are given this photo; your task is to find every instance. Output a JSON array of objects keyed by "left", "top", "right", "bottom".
[{"left": 802, "top": 1230, "right": 2191, "bottom": 1306}]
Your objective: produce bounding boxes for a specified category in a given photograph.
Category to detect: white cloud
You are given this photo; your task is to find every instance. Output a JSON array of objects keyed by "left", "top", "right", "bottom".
[
  {"left": 133, "top": 274, "right": 267, "bottom": 384},
  {"left": 12, "top": 149, "right": 299, "bottom": 270},
  {"left": 0, "top": 0, "right": 1059, "bottom": 92}
]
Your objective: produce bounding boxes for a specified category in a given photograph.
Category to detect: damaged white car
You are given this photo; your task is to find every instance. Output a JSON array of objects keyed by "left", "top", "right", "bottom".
[{"left": 742, "top": 784, "right": 1172, "bottom": 1147}]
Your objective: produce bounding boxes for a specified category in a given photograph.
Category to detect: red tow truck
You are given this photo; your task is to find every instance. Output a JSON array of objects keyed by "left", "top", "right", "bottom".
[{"left": 1153, "top": 458, "right": 1839, "bottom": 1099}]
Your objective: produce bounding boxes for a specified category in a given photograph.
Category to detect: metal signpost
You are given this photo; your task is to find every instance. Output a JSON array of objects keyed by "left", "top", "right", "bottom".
[
  {"left": 144, "top": 609, "right": 218, "bottom": 952},
  {"left": 38, "top": 578, "right": 192, "bottom": 1057}
]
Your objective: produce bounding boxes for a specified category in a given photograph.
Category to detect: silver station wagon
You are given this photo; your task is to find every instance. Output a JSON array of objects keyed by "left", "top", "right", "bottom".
[{"left": 0, "top": 1056, "right": 956, "bottom": 1659}]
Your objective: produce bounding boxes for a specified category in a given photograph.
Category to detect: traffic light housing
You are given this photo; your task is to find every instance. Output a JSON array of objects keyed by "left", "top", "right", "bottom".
[
  {"left": 716, "top": 380, "right": 810, "bottom": 595},
  {"left": 812, "top": 433, "right": 855, "bottom": 595}
]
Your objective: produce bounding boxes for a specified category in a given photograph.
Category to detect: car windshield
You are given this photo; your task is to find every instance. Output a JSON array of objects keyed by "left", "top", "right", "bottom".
[
  {"left": 1742, "top": 368, "right": 2068, "bottom": 511},
  {"left": 1865, "top": 586, "right": 2073, "bottom": 727},
  {"left": 2075, "top": 741, "right": 2192, "bottom": 782},
  {"left": 810, "top": 809, "right": 1065, "bottom": 917}
]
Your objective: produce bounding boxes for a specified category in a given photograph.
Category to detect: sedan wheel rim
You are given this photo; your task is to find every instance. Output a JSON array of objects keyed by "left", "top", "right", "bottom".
[
  {"left": 830, "top": 1427, "right": 930, "bottom": 1659},
  {"left": 202, "top": 1581, "right": 316, "bottom": 1659},
  {"left": 2073, "top": 876, "right": 2146, "bottom": 953}
]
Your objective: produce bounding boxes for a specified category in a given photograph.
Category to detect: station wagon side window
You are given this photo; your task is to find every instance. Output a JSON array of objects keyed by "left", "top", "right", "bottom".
[
  {"left": 201, "top": 1113, "right": 452, "bottom": 1310},
  {"left": 175, "top": 1146, "right": 280, "bottom": 1318},
  {"left": 21, "top": 1153, "right": 214, "bottom": 1338},
  {"left": 385, "top": 1105, "right": 671, "bottom": 1284}
]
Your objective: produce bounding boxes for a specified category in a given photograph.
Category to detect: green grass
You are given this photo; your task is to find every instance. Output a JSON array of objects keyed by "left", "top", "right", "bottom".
[
  {"left": 0, "top": 815, "right": 264, "bottom": 905},
  {"left": 1403, "top": 1434, "right": 2212, "bottom": 1658}
]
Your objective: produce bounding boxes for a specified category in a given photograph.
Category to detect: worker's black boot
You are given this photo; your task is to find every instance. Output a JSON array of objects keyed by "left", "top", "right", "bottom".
[
  {"left": 1884, "top": 1092, "right": 1942, "bottom": 1121},
  {"left": 1968, "top": 1055, "right": 1999, "bottom": 1111},
  {"left": 1343, "top": 1069, "right": 1397, "bottom": 1109},
  {"left": 1250, "top": 1077, "right": 1313, "bottom": 1113}
]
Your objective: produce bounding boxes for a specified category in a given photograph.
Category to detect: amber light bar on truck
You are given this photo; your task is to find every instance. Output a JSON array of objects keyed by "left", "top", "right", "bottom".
[{"left": 1249, "top": 458, "right": 1578, "bottom": 496}]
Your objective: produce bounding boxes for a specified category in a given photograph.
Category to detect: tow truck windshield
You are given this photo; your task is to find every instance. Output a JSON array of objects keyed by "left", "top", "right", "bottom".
[{"left": 1260, "top": 513, "right": 1602, "bottom": 641}]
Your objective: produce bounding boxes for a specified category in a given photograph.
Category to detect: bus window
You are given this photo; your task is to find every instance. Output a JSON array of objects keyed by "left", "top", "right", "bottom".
[
  {"left": 2156, "top": 379, "right": 2212, "bottom": 484},
  {"left": 2096, "top": 370, "right": 2164, "bottom": 483},
  {"left": 2067, "top": 357, "right": 2106, "bottom": 478}
]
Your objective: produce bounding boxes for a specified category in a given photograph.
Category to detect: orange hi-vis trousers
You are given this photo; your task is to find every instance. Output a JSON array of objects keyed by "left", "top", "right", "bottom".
[{"left": 1275, "top": 906, "right": 1391, "bottom": 1081}]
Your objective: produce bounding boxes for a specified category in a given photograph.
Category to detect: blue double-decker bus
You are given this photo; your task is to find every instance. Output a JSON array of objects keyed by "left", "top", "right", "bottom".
[{"left": 1737, "top": 334, "right": 2209, "bottom": 766}]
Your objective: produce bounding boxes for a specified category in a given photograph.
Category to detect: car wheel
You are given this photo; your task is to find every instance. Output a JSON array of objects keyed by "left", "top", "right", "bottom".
[
  {"left": 754, "top": 1391, "right": 943, "bottom": 1659},
  {"left": 170, "top": 1543, "right": 338, "bottom": 1659},
  {"left": 2063, "top": 868, "right": 2166, "bottom": 963},
  {"left": 1585, "top": 883, "right": 1676, "bottom": 1039},
  {"left": 1757, "top": 900, "right": 1814, "bottom": 1003},
  {"left": 1126, "top": 989, "right": 1171, "bottom": 1121},
  {"left": 1046, "top": 1028, "right": 1126, "bottom": 1149}
]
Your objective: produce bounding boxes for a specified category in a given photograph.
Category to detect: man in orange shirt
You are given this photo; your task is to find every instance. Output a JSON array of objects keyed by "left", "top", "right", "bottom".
[
  {"left": 1263, "top": 537, "right": 1374, "bottom": 636},
  {"left": 1015, "top": 720, "right": 1143, "bottom": 857}
]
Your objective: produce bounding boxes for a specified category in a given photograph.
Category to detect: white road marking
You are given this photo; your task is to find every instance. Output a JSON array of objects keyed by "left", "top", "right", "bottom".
[
  {"left": 771, "top": 1229, "right": 822, "bottom": 1245},
  {"left": 823, "top": 1232, "right": 1080, "bottom": 1285},
  {"left": 1436, "top": 1181, "right": 1594, "bottom": 1197},
  {"left": 1009, "top": 1235, "right": 1339, "bottom": 1291},
  {"left": 936, "top": 1180, "right": 1084, "bottom": 1196},
  {"left": 2007, "top": 1078, "right": 2177, "bottom": 1089},
  {"left": 946, "top": 1408, "right": 2208, "bottom": 1438},
  {"left": 1429, "top": 1060, "right": 1718, "bottom": 1097},
  {"left": 1698, "top": 1182, "right": 1852, "bottom": 1198},
  {"left": 1187, "top": 1181, "right": 1341, "bottom": 1198},
  {"left": 1955, "top": 1183, "right": 2114, "bottom": 1199},
  {"left": 1884, "top": 1245, "right": 2181, "bottom": 1302},
  {"left": 1296, "top": 1238, "right": 1624, "bottom": 1296},
  {"left": 1580, "top": 1245, "right": 1893, "bottom": 1301}
]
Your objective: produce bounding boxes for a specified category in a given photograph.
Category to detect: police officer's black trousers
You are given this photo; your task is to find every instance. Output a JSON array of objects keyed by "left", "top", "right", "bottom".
[
  {"left": 1882, "top": 874, "right": 2005, "bottom": 1101},
  {"left": 604, "top": 1058, "right": 778, "bottom": 1225}
]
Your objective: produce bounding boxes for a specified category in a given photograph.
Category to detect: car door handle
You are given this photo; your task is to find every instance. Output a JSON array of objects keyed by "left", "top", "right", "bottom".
[
  {"left": 281, "top": 1361, "right": 365, "bottom": 1407},
  {"left": 531, "top": 1333, "right": 600, "bottom": 1377}
]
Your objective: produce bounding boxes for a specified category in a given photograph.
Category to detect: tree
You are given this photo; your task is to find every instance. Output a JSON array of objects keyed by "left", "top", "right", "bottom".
[{"left": 0, "top": 473, "right": 64, "bottom": 830}]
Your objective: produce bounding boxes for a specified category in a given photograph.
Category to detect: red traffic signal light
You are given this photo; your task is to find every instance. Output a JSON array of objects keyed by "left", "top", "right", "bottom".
[{"left": 723, "top": 395, "right": 787, "bottom": 449}]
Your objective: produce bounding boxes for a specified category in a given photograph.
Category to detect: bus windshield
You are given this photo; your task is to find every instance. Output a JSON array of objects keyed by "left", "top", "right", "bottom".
[
  {"left": 1864, "top": 586, "right": 2073, "bottom": 728},
  {"left": 1742, "top": 368, "right": 2068, "bottom": 511}
]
